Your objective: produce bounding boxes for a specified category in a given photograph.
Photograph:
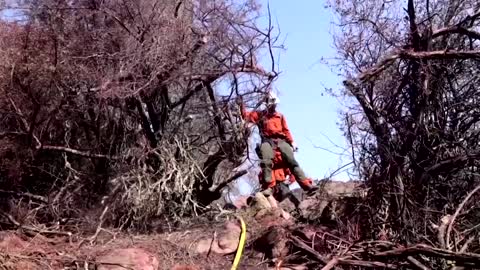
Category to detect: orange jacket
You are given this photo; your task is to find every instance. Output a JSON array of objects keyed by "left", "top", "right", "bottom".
[{"left": 241, "top": 105, "right": 294, "bottom": 144}]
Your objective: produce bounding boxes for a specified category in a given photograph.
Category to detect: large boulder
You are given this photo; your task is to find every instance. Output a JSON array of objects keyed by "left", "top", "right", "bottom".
[
  {"left": 297, "top": 180, "right": 367, "bottom": 224},
  {"left": 195, "top": 220, "right": 242, "bottom": 255},
  {"left": 96, "top": 248, "right": 159, "bottom": 270},
  {"left": 251, "top": 192, "right": 272, "bottom": 210},
  {"left": 195, "top": 192, "right": 294, "bottom": 256}
]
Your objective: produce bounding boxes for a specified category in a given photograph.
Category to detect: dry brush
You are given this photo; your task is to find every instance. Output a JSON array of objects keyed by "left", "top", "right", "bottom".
[
  {"left": 328, "top": 0, "right": 480, "bottom": 258},
  {"left": 0, "top": 0, "right": 279, "bottom": 231}
]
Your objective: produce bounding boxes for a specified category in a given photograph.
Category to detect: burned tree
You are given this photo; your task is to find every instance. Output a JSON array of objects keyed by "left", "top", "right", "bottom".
[
  {"left": 0, "top": 0, "right": 279, "bottom": 231},
  {"left": 330, "top": 0, "right": 480, "bottom": 243}
]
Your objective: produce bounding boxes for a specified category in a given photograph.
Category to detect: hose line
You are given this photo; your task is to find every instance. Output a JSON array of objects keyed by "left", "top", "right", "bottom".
[{"left": 231, "top": 215, "right": 247, "bottom": 270}]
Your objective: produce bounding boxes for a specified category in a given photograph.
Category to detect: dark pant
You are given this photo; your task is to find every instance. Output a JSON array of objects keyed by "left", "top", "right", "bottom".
[{"left": 256, "top": 138, "right": 307, "bottom": 184}]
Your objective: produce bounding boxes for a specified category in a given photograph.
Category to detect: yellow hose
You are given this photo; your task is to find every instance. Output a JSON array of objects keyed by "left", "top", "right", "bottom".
[{"left": 231, "top": 215, "right": 247, "bottom": 270}]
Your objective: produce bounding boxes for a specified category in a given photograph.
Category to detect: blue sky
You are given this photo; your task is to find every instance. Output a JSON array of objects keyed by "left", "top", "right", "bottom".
[{"left": 254, "top": 0, "right": 352, "bottom": 181}]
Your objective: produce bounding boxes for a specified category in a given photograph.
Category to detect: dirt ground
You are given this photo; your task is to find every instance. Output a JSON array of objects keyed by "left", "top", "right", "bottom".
[
  {"left": 0, "top": 228, "right": 268, "bottom": 270},
  {"left": 0, "top": 211, "right": 279, "bottom": 270},
  {"left": 0, "top": 182, "right": 364, "bottom": 270}
]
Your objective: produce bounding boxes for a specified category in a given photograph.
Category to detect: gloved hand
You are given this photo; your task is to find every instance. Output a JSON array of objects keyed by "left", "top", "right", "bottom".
[{"left": 291, "top": 142, "right": 299, "bottom": 152}]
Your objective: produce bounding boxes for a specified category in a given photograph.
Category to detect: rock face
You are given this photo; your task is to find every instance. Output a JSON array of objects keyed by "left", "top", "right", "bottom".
[
  {"left": 252, "top": 192, "right": 272, "bottom": 210},
  {"left": 297, "top": 180, "right": 366, "bottom": 224},
  {"left": 320, "top": 180, "right": 365, "bottom": 196},
  {"left": 195, "top": 192, "right": 295, "bottom": 256},
  {"left": 97, "top": 248, "right": 159, "bottom": 270}
]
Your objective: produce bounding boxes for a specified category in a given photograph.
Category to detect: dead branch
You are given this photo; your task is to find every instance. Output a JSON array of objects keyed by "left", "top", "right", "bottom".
[
  {"left": 438, "top": 215, "right": 452, "bottom": 249},
  {"left": 399, "top": 50, "right": 480, "bottom": 60},
  {"left": 211, "top": 170, "right": 248, "bottom": 194},
  {"left": 0, "top": 210, "right": 72, "bottom": 239},
  {"left": 373, "top": 244, "right": 480, "bottom": 264},
  {"left": 7, "top": 97, "right": 41, "bottom": 147},
  {"left": 449, "top": 237, "right": 476, "bottom": 270},
  {"left": 460, "top": 237, "right": 474, "bottom": 253},
  {"left": 407, "top": 256, "right": 431, "bottom": 270},
  {"left": 0, "top": 189, "right": 48, "bottom": 204},
  {"left": 356, "top": 54, "right": 400, "bottom": 81},
  {"left": 39, "top": 145, "right": 120, "bottom": 160},
  {"left": 446, "top": 184, "right": 480, "bottom": 250},
  {"left": 337, "top": 259, "right": 398, "bottom": 269},
  {"left": 289, "top": 236, "right": 330, "bottom": 265},
  {"left": 423, "top": 151, "right": 480, "bottom": 176},
  {"left": 355, "top": 50, "right": 480, "bottom": 83},
  {"left": 432, "top": 26, "right": 480, "bottom": 40},
  {"left": 320, "top": 258, "right": 338, "bottom": 270},
  {"left": 89, "top": 206, "right": 109, "bottom": 244}
]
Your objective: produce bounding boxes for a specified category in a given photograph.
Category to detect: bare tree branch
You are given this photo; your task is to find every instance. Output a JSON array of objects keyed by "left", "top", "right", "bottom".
[{"left": 39, "top": 145, "right": 120, "bottom": 160}]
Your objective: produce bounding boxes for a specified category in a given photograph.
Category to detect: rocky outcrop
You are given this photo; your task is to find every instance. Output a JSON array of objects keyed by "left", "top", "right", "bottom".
[
  {"left": 195, "top": 192, "right": 294, "bottom": 256},
  {"left": 296, "top": 180, "right": 366, "bottom": 224},
  {"left": 195, "top": 220, "right": 242, "bottom": 255}
]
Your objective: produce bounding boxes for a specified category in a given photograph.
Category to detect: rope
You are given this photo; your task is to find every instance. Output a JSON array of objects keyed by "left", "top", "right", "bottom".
[{"left": 231, "top": 215, "right": 247, "bottom": 270}]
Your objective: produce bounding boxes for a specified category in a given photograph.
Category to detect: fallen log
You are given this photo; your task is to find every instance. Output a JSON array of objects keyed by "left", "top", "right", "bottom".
[
  {"left": 338, "top": 259, "right": 398, "bottom": 269},
  {"left": 289, "top": 236, "right": 330, "bottom": 264},
  {"left": 373, "top": 244, "right": 480, "bottom": 265}
]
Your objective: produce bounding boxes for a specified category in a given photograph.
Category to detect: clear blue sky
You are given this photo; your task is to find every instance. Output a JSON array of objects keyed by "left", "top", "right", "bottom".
[{"left": 255, "top": 0, "right": 352, "bottom": 181}]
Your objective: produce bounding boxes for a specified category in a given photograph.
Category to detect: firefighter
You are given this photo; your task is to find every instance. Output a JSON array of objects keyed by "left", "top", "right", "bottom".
[{"left": 237, "top": 92, "right": 318, "bottom": 197}]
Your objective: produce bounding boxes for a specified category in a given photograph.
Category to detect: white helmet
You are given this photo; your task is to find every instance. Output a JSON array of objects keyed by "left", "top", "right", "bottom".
[{"left": 266, "top": 91, "right": 280, "bottom": 105}]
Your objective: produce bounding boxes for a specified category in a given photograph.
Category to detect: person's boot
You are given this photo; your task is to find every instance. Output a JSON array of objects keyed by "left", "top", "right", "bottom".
[
  {"left": 304, "top": 185, "right": 319, "bottom": 196},
  {"left": 298, "top": 178, "right": 318, "bottom": 196},
  {"left": 276, "top": 182, "right": 290, "bottom": 202},
  {"left": 288, "top": 192, "right": 301, "bottom": 208}
]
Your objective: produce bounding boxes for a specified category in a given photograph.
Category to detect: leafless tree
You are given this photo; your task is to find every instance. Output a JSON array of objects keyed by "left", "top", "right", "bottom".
[
  {"left": 329, "top": 0, "right": 480, "bottom": 244},
  {"left": 0, "top": 0, "right": 280, "bottom": 231}
]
